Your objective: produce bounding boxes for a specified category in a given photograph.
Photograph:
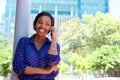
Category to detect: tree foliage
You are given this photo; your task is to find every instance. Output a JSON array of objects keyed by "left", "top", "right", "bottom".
[
  {"left": 83, "top": 12, "right": 120, "bottom": 50},
  {"left": 91, "top": 45, "right": 120, "bottom": 71},
  {"left": 59, "top": 12, "right": 120, "bottom": 74},
  {"left": 59, "top": 18, "right": 88, "bottom": 54},
  {"left": 0, "top": 38, "right": 12, "bottom": 77}
]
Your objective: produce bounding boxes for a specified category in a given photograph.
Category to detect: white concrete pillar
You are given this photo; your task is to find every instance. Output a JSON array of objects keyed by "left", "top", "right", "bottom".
[{"left": 11, "top": 0, "right": 31, "bottom": 80}]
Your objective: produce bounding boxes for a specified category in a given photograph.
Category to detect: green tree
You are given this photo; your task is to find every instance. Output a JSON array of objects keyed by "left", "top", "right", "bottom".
[
  {"left": 91, "top": 45, "right": 120, "bottom": 76},
  {"left": 0, "top": 38, "right": 12, "bottom": 77},
  {"left": 83, "top": 12, "right": 120, "bottom": 50},
  {"left": 58, "top": 61, "right": 69, "bottom": 73},
  {"left": 82, "top": 12, "right": 120, "bottom": 76},
  {"left": 59, "top": 18, "right": 87, "bottom": 54},
  {"left": 59, "top": 12, "right": 120, "bottom": 76}
]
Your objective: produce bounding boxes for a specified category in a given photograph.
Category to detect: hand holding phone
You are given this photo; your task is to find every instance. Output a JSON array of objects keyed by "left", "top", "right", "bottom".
[
  {"left": 50, "top": 27, "right": 57, "bottom": 40},
  {"left": 50, "top": 31, "right": 53, "bottom": 37}
]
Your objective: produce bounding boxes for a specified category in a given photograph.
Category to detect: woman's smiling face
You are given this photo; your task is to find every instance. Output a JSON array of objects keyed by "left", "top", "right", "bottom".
[{"left": 35, "top": 15, "right": 51, "bottom": 36}]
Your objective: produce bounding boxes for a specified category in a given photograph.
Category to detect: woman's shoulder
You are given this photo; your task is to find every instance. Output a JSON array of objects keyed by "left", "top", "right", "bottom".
[
  {"left": 18, "top": 37, "right": 31, "bottom": 45},
  {"left": 19, "top": 37, "right": 29, "bottom": 41}
]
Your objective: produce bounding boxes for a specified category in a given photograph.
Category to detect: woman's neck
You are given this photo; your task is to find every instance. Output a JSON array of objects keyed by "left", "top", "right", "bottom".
[{"left": 34, "top": 34, "right": 46, "bottom": 44}]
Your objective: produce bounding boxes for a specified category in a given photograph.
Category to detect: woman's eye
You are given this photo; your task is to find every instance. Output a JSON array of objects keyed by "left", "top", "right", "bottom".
[
  {"left": 38, "top": 21, "right": 42, "bottom": 24},
  {"left": 46, "top": 23, "right": 50, "bottom": 26}
]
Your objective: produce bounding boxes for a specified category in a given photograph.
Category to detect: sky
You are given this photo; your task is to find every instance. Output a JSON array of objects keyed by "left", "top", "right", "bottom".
[{"left": 109, "top": 0, "right": 120, "bottom": 19}]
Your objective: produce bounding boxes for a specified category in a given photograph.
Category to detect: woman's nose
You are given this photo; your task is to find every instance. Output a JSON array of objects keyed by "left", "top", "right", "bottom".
[{"left": 40, "top": 24, "right": 44, "bottom": 28}]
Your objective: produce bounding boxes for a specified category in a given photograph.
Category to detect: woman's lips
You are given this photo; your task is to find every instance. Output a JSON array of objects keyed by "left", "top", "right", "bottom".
[{"left": 39, "top": 29, "right": 44, "bottom": 33}]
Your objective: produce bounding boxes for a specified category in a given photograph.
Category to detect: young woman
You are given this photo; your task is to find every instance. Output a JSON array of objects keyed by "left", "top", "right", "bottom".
[{"left": 13, "top": 12, "right": 60, "bottom": 80}]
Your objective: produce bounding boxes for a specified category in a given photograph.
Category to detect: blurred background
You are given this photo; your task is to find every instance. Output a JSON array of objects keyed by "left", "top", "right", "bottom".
[{"left": 0, "top": 0, "right": 120, "bottom": 80}]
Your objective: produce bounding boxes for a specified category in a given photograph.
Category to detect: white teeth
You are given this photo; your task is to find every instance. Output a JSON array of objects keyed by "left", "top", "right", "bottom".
[{"left": 39, "top": 29, "right": 44, "bottom": 32}]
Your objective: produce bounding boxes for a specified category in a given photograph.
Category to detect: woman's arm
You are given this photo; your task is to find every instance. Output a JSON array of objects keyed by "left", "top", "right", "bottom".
[
  {"left": 48, "top": 38, "right": 58, "bottom": 55},
  {"left": 13, "top": 38, "right": 27, "bottom": 75},
  {"left": 48, "top": 27, "right": 58, "bottom": 55},
  {"left": 24, "top": 65, "right": 58, "bottom": 74},
  {"left": 47, "top": 27, "right": 60, "bottom": 66},
  {"left": 13, "top": 38, "right": 58, "bottom": 75}
]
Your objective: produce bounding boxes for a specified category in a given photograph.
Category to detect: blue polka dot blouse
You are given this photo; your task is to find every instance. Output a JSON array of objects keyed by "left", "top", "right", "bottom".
[{"left": 12, "top": 34, "right": 60, "bottom": 80}]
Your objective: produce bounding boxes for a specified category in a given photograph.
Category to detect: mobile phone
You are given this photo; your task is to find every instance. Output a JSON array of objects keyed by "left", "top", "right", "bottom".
[{"left": 50, "top": 31, "right": 53, "bottom": 37}]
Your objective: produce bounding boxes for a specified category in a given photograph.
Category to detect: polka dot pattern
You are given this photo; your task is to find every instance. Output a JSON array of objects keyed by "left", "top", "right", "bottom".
[{"left": 12, "top": 34, "right": 60, "bottom": 80}]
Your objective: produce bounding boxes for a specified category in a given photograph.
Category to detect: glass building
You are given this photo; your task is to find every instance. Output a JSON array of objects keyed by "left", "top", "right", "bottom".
[
  {"left": 78, "top": 0, "right": 109, "bottom": 18},
  {"left": 31, "top": 0, "right": 78, "bottom": 17},
  {"left": 1, "top": 0, "right": 16, "bottom": 43},
  {"left": 0, "top": 0, "right": 109, "bottom": 43}
]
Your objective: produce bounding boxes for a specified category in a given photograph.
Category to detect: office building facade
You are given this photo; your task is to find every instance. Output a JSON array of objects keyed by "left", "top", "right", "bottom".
[
  {"left": 0, "top": 0, "right": 109, "bottom": 43},
  {"left": 78, "top": 0, "right": 109, "bottom": 18}
]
